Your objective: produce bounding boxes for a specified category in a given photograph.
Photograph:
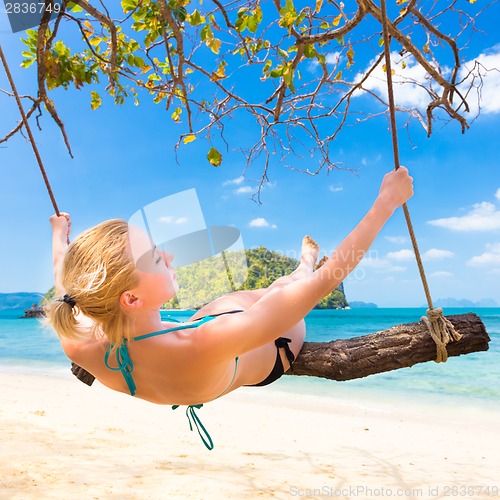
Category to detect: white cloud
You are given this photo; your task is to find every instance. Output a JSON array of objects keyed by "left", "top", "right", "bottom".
[
  {"left": 430, "top": 271, "right": 454, "bottom": 278},
  {"left": 159, "top": 215, "right": 189, "bottom": 224},
  {"left": 352, "top": 51, "right": 433, "bottom": 110},
  {"left": 360, "top": 256, "right": 406, "bottom": 273},
  {"left": 423, "top": 248, "right": 454, "bottom": 261},
  {"left": 458, "top": 45, "right": 500, "bottom": 115},
  {"left": 325, "top": 51, "right": 341, "bottom": 65},
  {"left": 249, "top": 217, "right": 277, "bottom": 229},
  {"left": 385, "top": 236, "right": 407, "bottom": 244},
  {"left": 223, "top": 176, "right": 244, "bottom": 186},
  {"left": 235, "top": 186, "right": 253, "bottom": 195},
  {"left": 310, "top": 51, "right": 341, "bottom": 70},
  {"left": 386, "top": 249, "right": 414, "bottom": 261},
  {"left": 467, "top": 242, "right": 500, "bottom": 266},
  {"left": 428, "top": 202, "right": 500, "bottom": 231},
  {"left": 328, "top": 184, "right": 343, "bottom": 193},
  {"left": 386, "top": 247, "right": 453, "bottom": 262},
  {"left": 496, "top": 188, "right": 500, "bottom": 200},
  {"left": 352, "top": 45, "right": 500, "bottom": 116}
]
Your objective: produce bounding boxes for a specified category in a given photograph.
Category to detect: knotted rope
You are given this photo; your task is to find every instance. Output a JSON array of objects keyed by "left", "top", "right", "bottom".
[
  {"left": 379, "top": 0, "right": 462, "bottom": 362},
  {"left": 421, "top": 307, "right": 462, "bottom": 362}
]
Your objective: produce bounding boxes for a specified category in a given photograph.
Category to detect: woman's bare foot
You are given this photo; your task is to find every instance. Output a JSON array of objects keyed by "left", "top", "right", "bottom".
[
  {"left": 300, "top": 235, "right": 319, "bottom": 271},
  {"left": 260, "top": 235, "right": 320, "bottom": 293}
]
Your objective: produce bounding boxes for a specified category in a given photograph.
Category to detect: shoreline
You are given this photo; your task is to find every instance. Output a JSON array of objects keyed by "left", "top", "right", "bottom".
[
  {"left": 1, "top": 359, "right": 500, "bottom": 416},
  {"left": 2, "top": 371, "right": 500, "bottom": 499}
]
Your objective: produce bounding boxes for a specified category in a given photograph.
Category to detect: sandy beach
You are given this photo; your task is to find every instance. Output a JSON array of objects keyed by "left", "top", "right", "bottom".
[{"left": 1, "top": 370, "right": 499, "bottom": 500}]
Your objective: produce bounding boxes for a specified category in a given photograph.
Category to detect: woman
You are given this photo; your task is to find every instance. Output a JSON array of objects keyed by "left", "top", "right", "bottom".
[{"left": 46, "top": 167, "right": 413, "bottom": 448}]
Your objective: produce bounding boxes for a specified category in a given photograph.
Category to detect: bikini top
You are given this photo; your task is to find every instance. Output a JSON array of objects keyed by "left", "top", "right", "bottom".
[{"left": 104, "top": 314, "right": 239, "bottom": 450}]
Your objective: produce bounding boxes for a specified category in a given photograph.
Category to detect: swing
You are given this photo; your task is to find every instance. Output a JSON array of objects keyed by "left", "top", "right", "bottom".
[{"left": 0, "top": 0, "right": 490, "bottom": 386}]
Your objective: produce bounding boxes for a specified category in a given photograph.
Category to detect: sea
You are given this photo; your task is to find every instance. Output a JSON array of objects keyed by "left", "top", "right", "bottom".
[{"left": 1, "top": 307, "right": 499, "bottom": 412}]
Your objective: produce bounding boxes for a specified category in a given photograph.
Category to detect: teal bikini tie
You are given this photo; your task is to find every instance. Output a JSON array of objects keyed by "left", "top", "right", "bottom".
[
  {"left": 172, "top": 404, "right": 214, "bottom": 450},
  {"left": 104, "top": 316, "right": 240, "bottom": 450},
  {"left": 171, "top": 356, "right": 239, "bottom": 451},
  {"left": 104, "top": 342, "right": 137, "bottom": 396}
]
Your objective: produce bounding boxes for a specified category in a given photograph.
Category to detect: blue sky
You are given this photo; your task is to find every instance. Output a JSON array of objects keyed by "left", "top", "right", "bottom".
[{"left": 0, "top": 3, "right": 499, "bottom": 307}]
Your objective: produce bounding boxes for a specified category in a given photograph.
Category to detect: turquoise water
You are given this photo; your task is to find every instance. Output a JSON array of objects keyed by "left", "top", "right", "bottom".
[{"left": 1, "top": 307, "right": 499, "bottom": 408}]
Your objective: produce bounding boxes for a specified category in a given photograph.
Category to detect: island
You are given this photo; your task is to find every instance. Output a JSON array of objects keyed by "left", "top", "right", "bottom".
[{"left": 163, "top": 246, "right": 348, "bottom": 310}]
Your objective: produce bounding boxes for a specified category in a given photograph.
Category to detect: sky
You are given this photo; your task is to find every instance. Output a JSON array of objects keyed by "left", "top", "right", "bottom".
[{"left": 0, "top": 2, "right": 499, "bottom": 307}]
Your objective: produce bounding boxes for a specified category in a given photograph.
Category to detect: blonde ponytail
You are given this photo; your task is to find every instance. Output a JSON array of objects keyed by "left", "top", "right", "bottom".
[{"left": 44, "top": 298, "right": 82, "bottom": 341}]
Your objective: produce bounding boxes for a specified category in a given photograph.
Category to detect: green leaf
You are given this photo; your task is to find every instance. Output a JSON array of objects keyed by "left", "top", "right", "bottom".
[
  {"left": 254, "top": 5, "right": 263, "bottom": 24},
  {"left": 171, "top": 107, "right": 182, "bottom": 122},
  {"left": 303, "top": 44, "right": 316, "bottom": 58},
  {"left": 188, "top": 9, "right": 205, "bottom": 26},
  {"left": 90, "top": 91, "right": 102, "bottom": 110},
  {"left": 270, "top": 67, "right": 284, "bottom": 78},
  {"left": 295, "top": 11, "right": 307, "bottom": 27},
  {"left": 20, "top": 59, "right": 35, "bottom": 69},
  {"left": 132, "top": 7, "right": 148, "bottom": 21},
  {"left": 200, "top": 24, "right": 210, "bottom": 42},
  {"left": 235, "top": 16, "right": 247, "bottom": 33},
  {"left": 247, "top": 16, "right": 257, "bottom": 33},
  {"left": 172, "top": 7, "right": 187, "bottom": 23},
  {"left": 316, "top": 53, "right": 326, "bottom": 65},
  {"left": 278, "top": 48, "right": 288, "bottom": 59},
  {"left": 67, "top": 2, "right": 83, "bottom": 12},
  {"left": 121, "top": 0, "right": 139, "bottom": 14},
  {"left": 134, "top": 56, "right": 145, "bottom": 69},
  {"left": 207, "top": 147, "right": 222, "bottom": 167},
  {"left": 282, "top": 65, "right": 294, "bottom": 91}
]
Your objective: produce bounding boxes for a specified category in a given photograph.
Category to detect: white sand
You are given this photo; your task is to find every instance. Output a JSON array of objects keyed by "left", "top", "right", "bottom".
[{"left": 1, "top": 370, "right": 499, "bottom": 500}]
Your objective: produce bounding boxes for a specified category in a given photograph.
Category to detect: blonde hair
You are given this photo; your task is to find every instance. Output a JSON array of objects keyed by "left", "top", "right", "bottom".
[{"left": 45, "top": 219, "right": 139, "bottom": 346}]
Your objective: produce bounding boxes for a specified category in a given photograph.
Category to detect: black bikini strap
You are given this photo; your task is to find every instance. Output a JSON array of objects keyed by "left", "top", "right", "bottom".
[{"left": 275, "top": 337, "right": 295, "bottom": 365}]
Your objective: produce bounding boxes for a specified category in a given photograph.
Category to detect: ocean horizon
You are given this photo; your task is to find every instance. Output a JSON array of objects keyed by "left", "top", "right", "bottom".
[{"left": 1, "top": 307, "right": 499, "bottom": 411}]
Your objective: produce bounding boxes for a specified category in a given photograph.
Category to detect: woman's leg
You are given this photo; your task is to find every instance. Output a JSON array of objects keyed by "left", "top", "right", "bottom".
[
  {"left": 265, "top": 235, "right": 319, "bottom": 291},
  {"left": 191, "top": 236, "right": 320, "bottom": 319}
]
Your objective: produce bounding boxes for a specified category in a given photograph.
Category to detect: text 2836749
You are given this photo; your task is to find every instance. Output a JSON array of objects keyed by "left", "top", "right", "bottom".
[{"left": 5, "top": 2, "right": 60, "bottom": 14}]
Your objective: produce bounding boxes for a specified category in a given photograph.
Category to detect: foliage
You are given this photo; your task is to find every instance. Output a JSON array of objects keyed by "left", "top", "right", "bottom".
[
  {"left": 1, "top": 0, "right": 493, "bottom": 189},
  {"left": 42, "top": 285, "right": 57, "bottom": 304}
]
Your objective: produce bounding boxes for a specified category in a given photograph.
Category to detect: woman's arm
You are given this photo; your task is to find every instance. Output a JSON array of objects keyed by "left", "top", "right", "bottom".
[
  {"left": 49, "top": 213, "right": 71, "bottom": 295},
  {"left": 197, "top": 167, "right": 414, "bottom": 360}
]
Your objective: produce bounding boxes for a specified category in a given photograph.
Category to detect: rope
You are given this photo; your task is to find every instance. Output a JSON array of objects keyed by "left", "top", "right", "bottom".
[
  {"left": 421, "top": 308, "right": 462, "bottom": 363},
  {"left": 379, "top": 0, "right": 462, "bottom": 362},
  {"left": 0, "top": 44, "right": 61, "bottom": 216}
]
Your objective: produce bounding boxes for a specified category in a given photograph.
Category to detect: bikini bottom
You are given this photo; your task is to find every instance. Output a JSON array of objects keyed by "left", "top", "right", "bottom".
[{"left": 246, "top": 337, "right": 295, "bottom": 387}]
